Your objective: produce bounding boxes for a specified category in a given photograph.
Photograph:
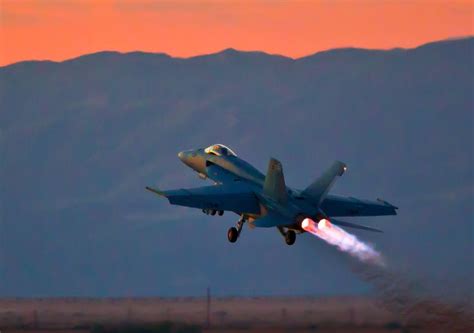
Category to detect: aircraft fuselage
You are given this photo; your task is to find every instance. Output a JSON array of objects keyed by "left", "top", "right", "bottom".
[{"left": 178, "top": 148, "right": 319, "bottom": 228}]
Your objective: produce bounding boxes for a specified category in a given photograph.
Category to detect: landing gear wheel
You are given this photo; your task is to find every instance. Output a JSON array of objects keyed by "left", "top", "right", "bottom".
[
  {"left": 227, "top": 227, "right": 239, "bottom": 243},
  {"left": 285, "top": 230, "right": 296, "bottom": 245},
  {"left": 218, "top": 210, "right": 224, "bottom": 216},
  {"left": 210, "top": 209, "right": 216, "bottom": 216}
]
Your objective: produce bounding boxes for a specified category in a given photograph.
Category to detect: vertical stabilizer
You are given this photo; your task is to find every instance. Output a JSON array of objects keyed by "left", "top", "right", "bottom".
[
  {"left": 263, "top": 158, "right": 288, "bottom": 204},
  {"left": 303, "top": 161, "right": 347, "bottom": 206}
]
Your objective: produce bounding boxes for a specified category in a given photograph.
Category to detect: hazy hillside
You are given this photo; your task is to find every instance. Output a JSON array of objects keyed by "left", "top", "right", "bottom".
[{"left": 0, "top": 38, "right": 472, "bottom": 298}]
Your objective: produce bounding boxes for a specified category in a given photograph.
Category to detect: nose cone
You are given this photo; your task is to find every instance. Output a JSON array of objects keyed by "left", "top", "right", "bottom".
[
  {"left": 178, "top": 150, "right": 192, "bottom": 166},
  {"left": 178, "top": 149, "right": 206, "bottom": 174}
]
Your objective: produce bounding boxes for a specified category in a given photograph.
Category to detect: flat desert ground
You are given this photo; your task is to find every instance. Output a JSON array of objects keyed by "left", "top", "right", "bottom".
[{"left": 0, "top": 296, "right": 469, "bottom": 332}]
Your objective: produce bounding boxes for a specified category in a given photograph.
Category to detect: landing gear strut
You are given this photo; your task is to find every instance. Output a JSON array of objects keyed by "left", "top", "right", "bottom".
[
  {"left": 227, "top": 216, "right": 246, "bottom": 243},
  {"left": 278, "top": 226, "right": 296, "bottom": 245}
]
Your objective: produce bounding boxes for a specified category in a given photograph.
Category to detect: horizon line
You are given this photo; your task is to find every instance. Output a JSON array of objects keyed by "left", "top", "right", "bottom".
[{"left": 2, "top": 35, "right": 472, "bottom": 68}]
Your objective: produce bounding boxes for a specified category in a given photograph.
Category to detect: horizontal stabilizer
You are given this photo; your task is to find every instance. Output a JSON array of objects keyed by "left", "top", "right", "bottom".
[
  {"left": 303, "top": 161, "right": 347, "bottom": 207},
  {"left": 330, "top": 218, "right": 383, "bottom": 233},
  {"left": 321, "top": 195, "right": 398, "bottom": 217}
]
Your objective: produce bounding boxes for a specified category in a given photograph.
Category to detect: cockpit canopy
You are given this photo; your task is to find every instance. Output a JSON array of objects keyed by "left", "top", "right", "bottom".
[{"left": 204, "top": 144, "right": 237, "bottom": 157}]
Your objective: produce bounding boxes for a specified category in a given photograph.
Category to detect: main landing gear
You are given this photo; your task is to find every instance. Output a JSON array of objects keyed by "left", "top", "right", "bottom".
[
  {"left": 227, "top": 216, "right": 246, "bottom": 243},
  {"left": 202, "top": 208, "right": 224, "bottom": 216},
  {"left": 278, "top": 226, "right": 296, "bottom": 245}
]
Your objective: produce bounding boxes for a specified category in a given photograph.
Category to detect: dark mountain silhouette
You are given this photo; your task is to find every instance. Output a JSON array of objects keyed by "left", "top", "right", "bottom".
[{"left": 0, "top": 38, "right": 472, "bottom": 298}]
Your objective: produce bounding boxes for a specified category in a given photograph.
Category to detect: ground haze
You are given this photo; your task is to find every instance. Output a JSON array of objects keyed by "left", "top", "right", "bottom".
[{"left": 1, "top": 296, "right": 463, "bottom": 332}]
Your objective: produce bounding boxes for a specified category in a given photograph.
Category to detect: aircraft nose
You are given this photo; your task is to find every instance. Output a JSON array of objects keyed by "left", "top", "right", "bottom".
[
  {"left": 178, "top": 149, "right": 205, "bottom": 173},
  {"left": 178, "top": 151, "right": 187, "bottom": 161},
  {"left": 178, "top": 150, "right": 195, "bottom": 165}
]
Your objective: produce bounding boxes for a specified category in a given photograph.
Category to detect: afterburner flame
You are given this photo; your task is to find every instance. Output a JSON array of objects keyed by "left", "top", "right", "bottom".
[
  {"left": 318, "top": 219, "right": 331, "bottom": 230},
  {"left": 302, "top": 218, "right": 384, "bottom": 266},
  {"left": 301, "top": 219, "right": 310, "bottom": 229}
]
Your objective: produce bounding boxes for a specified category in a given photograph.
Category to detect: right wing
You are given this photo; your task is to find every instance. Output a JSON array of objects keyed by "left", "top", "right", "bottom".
[{"left": 146, "top": 184, "right": 260, "bottom": 214}]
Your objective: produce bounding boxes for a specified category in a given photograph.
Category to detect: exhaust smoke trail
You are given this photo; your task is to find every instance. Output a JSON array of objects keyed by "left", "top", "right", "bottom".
[
  {"left": 351, "top": 262, "right": 474, "bottom": 331},
  {"left": 302, "top": 218, "right": 473, "bottom": 329},
  {"left": 302, "top": 218, "right": 384, "bottom": 266}
]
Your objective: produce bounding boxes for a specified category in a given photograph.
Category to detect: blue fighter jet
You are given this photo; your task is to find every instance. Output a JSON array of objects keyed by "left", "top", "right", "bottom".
[{"left": 146, "top": 144, "right": 397, "bottom": 245}]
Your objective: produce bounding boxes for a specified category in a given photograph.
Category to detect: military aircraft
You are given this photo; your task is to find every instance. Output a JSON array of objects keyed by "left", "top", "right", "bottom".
[{"left": 146, "top": 144, "right": 397, "bottom": 245}]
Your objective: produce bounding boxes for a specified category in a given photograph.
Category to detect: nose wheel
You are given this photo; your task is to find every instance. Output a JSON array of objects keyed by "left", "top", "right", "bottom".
[
  {"left": 227, "top": 227, "right": 239, "bottom": 242},
  {"left": 227, "top": 216, "right": 246, "bottom": 243}
]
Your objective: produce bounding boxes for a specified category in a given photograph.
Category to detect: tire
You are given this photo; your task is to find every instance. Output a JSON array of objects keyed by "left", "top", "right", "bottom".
[
  {"left": 285, "top": 230, "right": 296, "bottom": 245},
  {"left": 218, "top": 210, "right": 224, "bottom": 216},
  {"left": 210, "top": 209, "right": 216, "bottom": 216},
  {"left": 227, "top": 227, "right": 239, "bottom": 243}
]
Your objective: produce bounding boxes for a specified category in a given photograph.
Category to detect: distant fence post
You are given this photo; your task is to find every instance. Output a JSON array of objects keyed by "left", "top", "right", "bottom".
[
  {"left": 33, "top": 310, "right": 38, "bottom": 329},
  {"left": 206, "top": 287, "right": 211, "bottom": 328},
  {"left": 349, "top": 306, "right": 355, "bottom": 324}
]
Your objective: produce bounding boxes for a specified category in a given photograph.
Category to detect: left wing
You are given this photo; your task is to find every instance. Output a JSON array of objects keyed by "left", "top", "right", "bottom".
[{"left": 146, "top": 184, "right": 260, "bottom": 214}]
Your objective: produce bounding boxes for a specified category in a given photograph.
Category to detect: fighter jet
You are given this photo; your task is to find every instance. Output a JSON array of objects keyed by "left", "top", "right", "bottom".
[{"left": 146, "top": 144, "right": 397, "bottom": 245}]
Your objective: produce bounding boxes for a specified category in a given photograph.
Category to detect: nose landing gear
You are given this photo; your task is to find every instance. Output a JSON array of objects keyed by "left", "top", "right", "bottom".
[{"left": 227, "top": 227, "right": 239, "bottom": 243}]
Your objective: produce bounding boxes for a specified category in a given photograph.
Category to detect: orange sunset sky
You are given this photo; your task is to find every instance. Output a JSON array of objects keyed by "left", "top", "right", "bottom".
[{"left": 0, "top": 0, "right": 472, "bottom": 66}]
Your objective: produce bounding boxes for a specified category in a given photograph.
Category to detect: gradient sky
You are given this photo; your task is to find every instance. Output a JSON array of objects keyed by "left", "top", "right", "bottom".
[{"left": 1, "top": 0, "right": 472, "bottom": 66}]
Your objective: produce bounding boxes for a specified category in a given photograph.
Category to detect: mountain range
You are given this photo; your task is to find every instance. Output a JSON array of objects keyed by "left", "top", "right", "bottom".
[{"left": 0, "top": 37, "right": 472, "bottom": 298}]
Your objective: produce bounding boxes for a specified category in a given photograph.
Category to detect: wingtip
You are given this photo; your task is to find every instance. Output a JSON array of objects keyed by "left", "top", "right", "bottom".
[
  {"left": 377, "top": 198, "right": 399, "bottom": 209},
  {"left": 145, "top": 186, "right": 166, "bottom": 197},
  {"left": 335, "top": 161, "right": 347, "bottom": 176}
]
